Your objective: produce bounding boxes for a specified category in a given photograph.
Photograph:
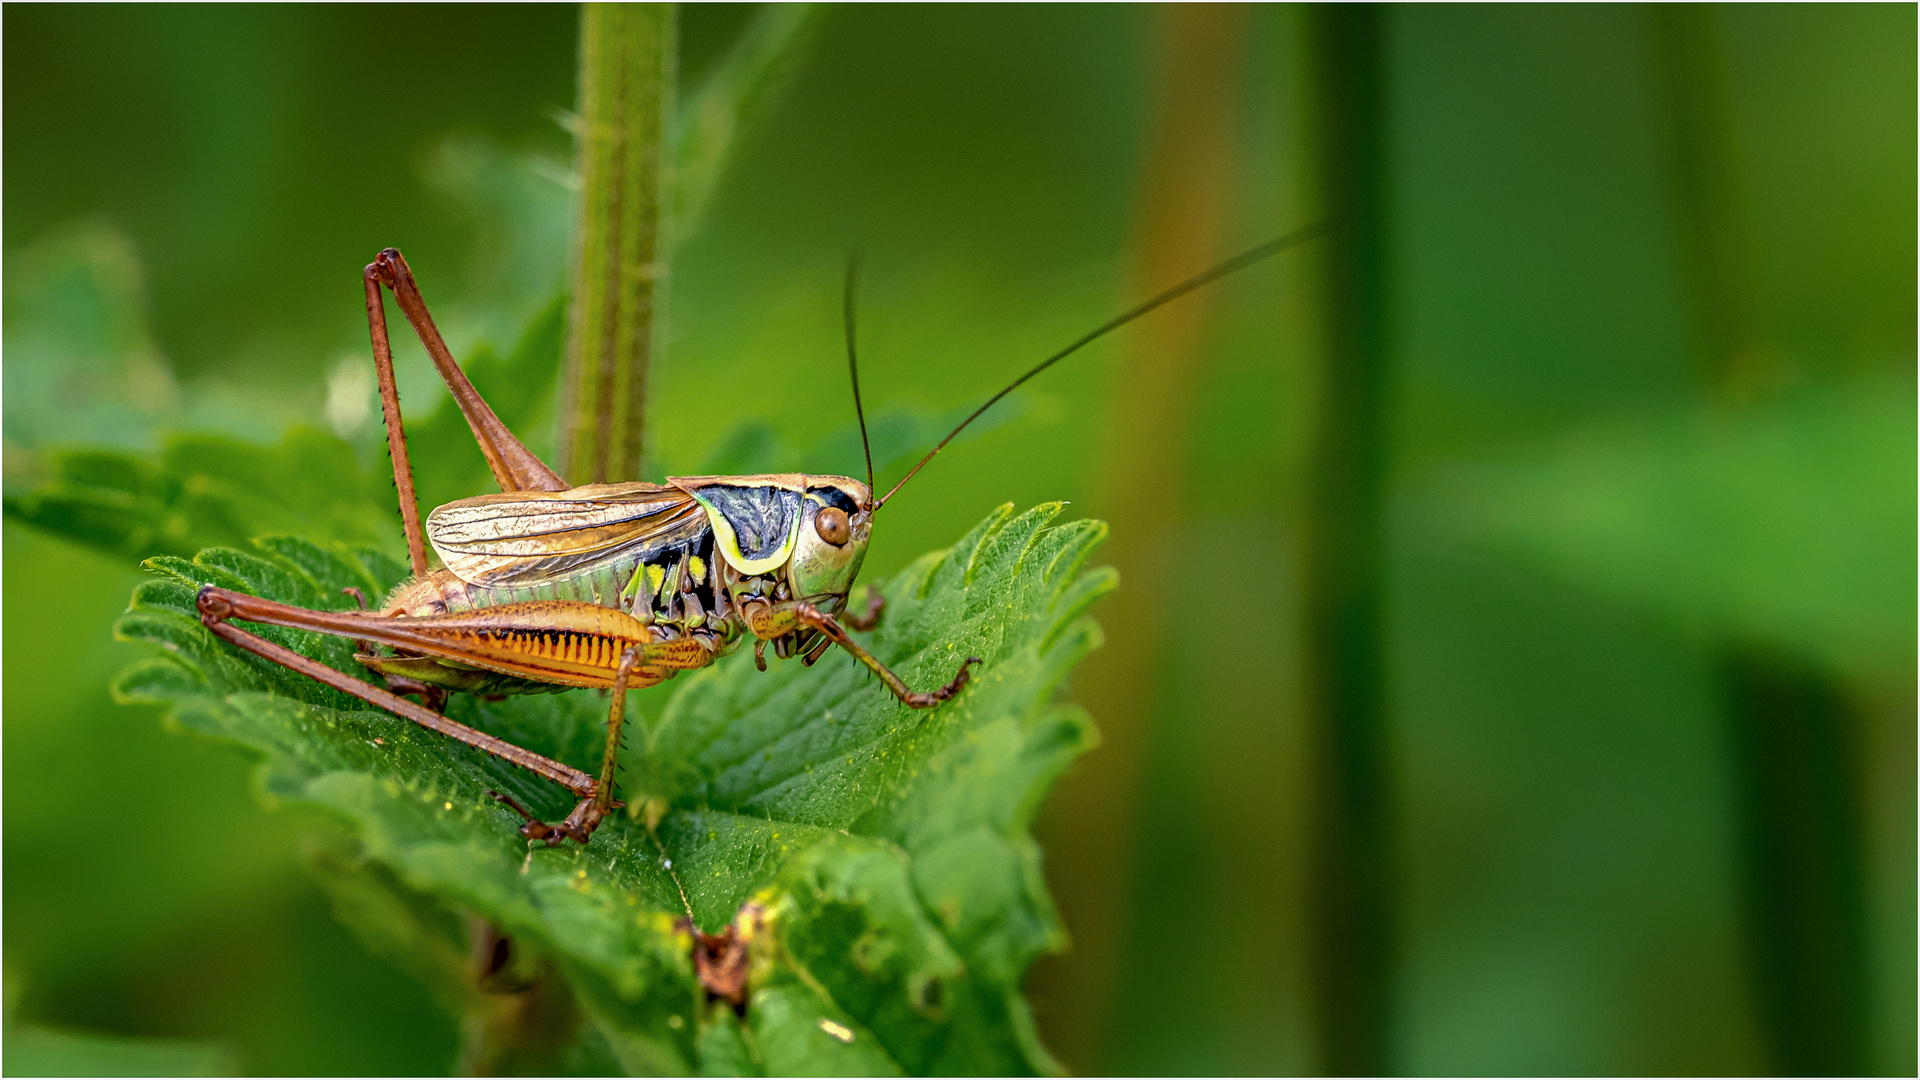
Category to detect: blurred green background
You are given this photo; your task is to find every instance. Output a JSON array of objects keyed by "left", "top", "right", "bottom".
[{"left": 3, "top": 4, "right": 1912, "bottom": 1075}]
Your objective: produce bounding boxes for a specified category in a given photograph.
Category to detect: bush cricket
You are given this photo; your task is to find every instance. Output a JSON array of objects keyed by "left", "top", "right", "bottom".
[{"left": 193, "top": 224, "right": 1330, "bottom": 847}]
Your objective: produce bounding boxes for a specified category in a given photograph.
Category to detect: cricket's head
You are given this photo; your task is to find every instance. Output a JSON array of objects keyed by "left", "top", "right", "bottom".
[{"left": 787, "top": 475, "right": 872, "bottom": 613}]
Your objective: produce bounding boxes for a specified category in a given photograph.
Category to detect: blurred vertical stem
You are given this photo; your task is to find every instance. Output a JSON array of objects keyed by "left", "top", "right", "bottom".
[
  {"left": 559, "top": 2, "right": 676, "bottom": 483},
  {"left": 1304, "top": 6, "right": 1394, "bottom": 1075},
  {"left": 1647, "top": 5, "right": 1765, "bottom": 396},
  {"left": 1649, "top": 8, "right": 1872, "bottom": 1073},
  {"left": 1717, "top": 647, "right": 1871, "bottom": 1075}
]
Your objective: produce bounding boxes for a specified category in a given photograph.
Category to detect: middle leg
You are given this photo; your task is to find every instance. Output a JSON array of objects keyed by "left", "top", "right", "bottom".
[{"left": 492, "top": 643, "right": 644, "bottom": 846}]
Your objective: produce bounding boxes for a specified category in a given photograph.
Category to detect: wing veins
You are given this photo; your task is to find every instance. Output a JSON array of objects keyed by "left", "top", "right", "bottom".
[{"left": 426, "top": 486, "right": 709, "bottom": 587}]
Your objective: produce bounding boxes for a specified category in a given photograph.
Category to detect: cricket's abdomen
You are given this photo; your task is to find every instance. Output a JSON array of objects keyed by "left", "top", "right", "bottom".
[
  {"left": 382, "top": 560, "right": 644, "bottom": 617},
  {"left": 348, "top": 596, "right": 714, "bottom": 691}
]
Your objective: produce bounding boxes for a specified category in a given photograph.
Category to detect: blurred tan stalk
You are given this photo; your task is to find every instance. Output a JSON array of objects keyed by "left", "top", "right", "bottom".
[{"left": 1030, "top": 5, "right": 1251, "bottom": 1070}]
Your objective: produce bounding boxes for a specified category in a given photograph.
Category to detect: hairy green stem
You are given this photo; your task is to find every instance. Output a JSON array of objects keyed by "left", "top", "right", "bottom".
[{"left": 559, "top": 2, "right": 677, "bottom": 484}]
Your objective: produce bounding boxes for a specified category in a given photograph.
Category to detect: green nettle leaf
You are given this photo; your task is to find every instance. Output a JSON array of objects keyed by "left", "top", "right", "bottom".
[
  {"left": 3, "top": 428, "right": 399, "bottom": 563},
  {"left": 113, "top": 503, "right": 1109, "bottom": 1076}
]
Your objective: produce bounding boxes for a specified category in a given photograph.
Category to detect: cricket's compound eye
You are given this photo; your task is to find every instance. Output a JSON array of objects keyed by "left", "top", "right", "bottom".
[{"left": 815, "top": 506, "right": 851, "bottom": 546}]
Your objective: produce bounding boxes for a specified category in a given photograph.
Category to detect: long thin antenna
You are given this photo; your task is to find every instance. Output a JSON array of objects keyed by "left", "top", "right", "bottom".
[
  {"left": 845, "top": 252, "right": 874, "bottom": 494},
  {"left": 874, "top": 216, "right": 1338, "bottom": 509}
]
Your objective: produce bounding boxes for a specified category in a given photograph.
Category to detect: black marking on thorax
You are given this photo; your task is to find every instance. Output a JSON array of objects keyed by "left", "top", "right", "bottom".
[{"left": 634, "top": 527, "right": 719, "bottom": 622}]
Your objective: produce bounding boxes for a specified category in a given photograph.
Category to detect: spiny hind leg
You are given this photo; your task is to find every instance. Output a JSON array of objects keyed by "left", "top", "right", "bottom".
[
  {"left": 196, "top": 586, "right": 596, "bottom": 799},
  {"left": 365, "top": 248, "right": 568, "bottom": 495},
  {"left": 198, "top": 584, "right": 718, "bottom": 846}
]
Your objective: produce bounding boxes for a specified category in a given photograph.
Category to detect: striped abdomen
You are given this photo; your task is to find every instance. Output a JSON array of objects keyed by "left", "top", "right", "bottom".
[{"left": 357, "top": 597, "right": 708, "bottom": 690}]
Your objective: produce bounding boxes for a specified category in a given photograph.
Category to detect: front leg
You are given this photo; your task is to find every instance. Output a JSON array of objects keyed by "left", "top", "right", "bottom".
[{"left": 744, "top": 601, "right": 978, "bottom": 709}]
